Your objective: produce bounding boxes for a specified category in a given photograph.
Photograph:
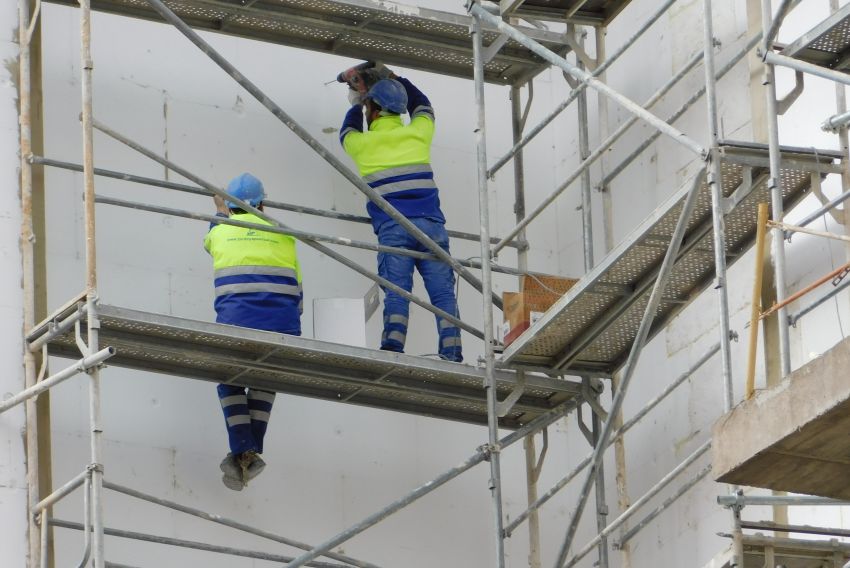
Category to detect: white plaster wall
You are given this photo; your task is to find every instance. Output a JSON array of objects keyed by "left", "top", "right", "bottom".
[
  {"left": 8, "top": 0, "right": 850, "bottom": 567},
  {"left": 0, "top": 7, "right": 29, "bottom": 567}
]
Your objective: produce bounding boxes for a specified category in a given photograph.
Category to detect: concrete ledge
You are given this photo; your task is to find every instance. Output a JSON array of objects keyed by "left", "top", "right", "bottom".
[{"left": 713, "top": 335, "right": 850, "bottom": 499}]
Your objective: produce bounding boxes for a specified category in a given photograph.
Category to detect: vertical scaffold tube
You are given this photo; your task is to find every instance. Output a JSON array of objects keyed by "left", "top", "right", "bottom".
[
  {"left": 511, "top": 83, "right": 542, "bottom": 568},
  {"left": 79, "top": 1, "right": 105, "bottom": 566},
  {"left": 471, "top": 6, "right": 506, "bottom": 566},
  {"left": 702, "top": 0, "right": 735, "bottom": 411},
  {"left": 760, "top": 0, "right": 792, "bottom": 378}
]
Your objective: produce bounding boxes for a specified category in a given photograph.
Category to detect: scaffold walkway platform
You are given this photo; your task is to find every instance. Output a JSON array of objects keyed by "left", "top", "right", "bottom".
[
  {"left": 27, "top": 303, "right": 584, "bottom": 429},
  {"left": 500, "top": 143, "right": 843, "bottom": 374},
  {"left": 705, "top": 534, "right": 850, "bottom": 568},
  {"left": 782, "top": 2, "right": 850, "bottom": 72},
  {"left": 42, "top": 0, "right": 573, "bottom": 85}
]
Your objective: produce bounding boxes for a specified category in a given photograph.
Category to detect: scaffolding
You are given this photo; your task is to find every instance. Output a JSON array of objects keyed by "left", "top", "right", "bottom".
[{"left": 9, "top": 0, "right": 850, "bottom": 566}]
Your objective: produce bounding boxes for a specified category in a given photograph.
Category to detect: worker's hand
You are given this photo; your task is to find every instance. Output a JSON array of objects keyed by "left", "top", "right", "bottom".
[
  {"left": 348, "top": 88, "right": 365, "bottom": 106},
  {"left": 214, "top": 194, "right": 229, "bottom": 215}
]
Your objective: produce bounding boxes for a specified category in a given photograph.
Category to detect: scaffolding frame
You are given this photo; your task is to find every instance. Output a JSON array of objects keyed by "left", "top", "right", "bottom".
[{"left": 10, "top": 0, "right": 850, "bottom": 567}]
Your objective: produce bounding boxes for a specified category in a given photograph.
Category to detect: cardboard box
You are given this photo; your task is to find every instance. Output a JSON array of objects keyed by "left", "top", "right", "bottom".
[{"left": 502, "top": 275, "right": 577, "bottom": 346}]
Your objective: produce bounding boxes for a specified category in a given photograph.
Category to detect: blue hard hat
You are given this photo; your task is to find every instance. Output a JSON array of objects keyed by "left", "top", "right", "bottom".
[
  {"left": 225, "top": 173, "right": 265, "bottom": 209},
  {"left": 366, "top": 79, "right": 408, "bottom": 114}
]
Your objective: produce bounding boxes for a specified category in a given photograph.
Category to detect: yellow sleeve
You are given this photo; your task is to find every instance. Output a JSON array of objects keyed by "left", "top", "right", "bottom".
[
  {"left": 343, "top": 130, "right": 366, "bottom": 159},
  {"left": 410, "top": 115, "right": 435, "bottom": 145}
]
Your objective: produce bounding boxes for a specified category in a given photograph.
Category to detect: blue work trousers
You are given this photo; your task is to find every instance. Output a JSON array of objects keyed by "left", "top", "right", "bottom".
[
  {"left": 216, "top": 313, "right": 300, "bottom": 455},
  {"left": 377, "top": 217, "right": 462, "bottom": 362}
]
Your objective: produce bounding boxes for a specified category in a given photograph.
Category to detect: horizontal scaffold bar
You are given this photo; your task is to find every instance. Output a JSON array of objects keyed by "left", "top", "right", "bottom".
[
  {"left": 0, "top": 347, "right": 115, "bottom": 415},
  {"left": 30, "top": 155, "right": 520, "bottom": 249}
]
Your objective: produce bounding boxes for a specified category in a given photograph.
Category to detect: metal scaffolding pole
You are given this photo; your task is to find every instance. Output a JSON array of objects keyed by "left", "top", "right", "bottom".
[
  {"left": 30, "top": 155, "right": 519, "bottom": 249},
  {"left": 103, "top": 482, "right": 382, "bottom": 568},
  {"left": 760, "top": 0, "right": 792, "bottom": 378},
  {"left": 577, "top": 35, "right": 595, "bottom": 271},
  {"left": 93, "top": 194, "right": 528, "bottom": 281},
  {"left": 503, "top": 341, "right": 718, "bottom": 537},
  {"left": 282, "top": 400, "right": 577, "bottom": 568},
  {"left": 79, "top": 0, "right": 105, "bottom": 564},
  {"left": 472, "top": 9, "right": 506, "bottom": 565},
  {"left": 0, "top": 349, "right": 115, "bottom": 415},
  {"left": 470, "top": 4, "right": 707, "bottom": 161},
  {"left": 486, "top": 0, "right": 678, "bottom": 178},
  {"left": 552, "top": 168, "right": 706, "bottom": 567},
  {"left": 510, "top": 80, "right": 544, "bottom": 568},
  {"left": 563, "top": 441, "right": 712, "bottom": 567},
  {"left": 703, "top": 0, "right": 735, "bottom": 411},
  {"left": 139, "top": 0, "right": 500, "bottom": 308},
  {"left": 591, "top": 411, "right": 609, "bottom": 568},
  {"left": 615, "top": 464, "right": 712, "bottom": 547},
  {"left": 91, "top": 120, "right": 484, "bottom": 340},
  {"left": 492, "top": 47, "right": 706, "bottom": 255},
  {"left": 49, "top": 519, "right": 347, "bottom": 568},
  {"left": 599, "top": 33, "right": 761, "bottom": 190},
  {"left": 763, "top": 51, "right": 850, "bottom": 87}
]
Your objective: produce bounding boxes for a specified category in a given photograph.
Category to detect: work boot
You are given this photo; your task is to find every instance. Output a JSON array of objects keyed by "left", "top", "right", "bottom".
[
  {"left": 219, "top": 453, "right": 245, "bottom": 491},
  {"left": 237, "top": 450, "right": 266, "bottom": 484}
]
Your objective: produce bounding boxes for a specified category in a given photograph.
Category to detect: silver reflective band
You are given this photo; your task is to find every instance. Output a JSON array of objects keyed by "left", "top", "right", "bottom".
[
  {"left": 249, "top": 410, "right": 271, "bottom": 423},
  {"left": 439, "top": 319, "right": 457, "bottom": 329},
  {"left": 219, "top": 395, "right": 245, "bottom": 408},
  {"left": 363, "top": 164, "right": 433, "bottom": 184},
  {"left": 215, "top": 282, "right": 302, "bottom": 297},
  {"left": 340, "top": 126, "right": 358, "bottom": 139},
  {"left": 215, "top": 265, "right": 298, "bottom": 280},
  {"left": 248, "top": 391, "right": 275, "bottom": 404},
  {"left": 387, "top": 330, "right": 406, "bottom": 343},
  {"left": 388, "top": 314, "right": 409, "bottom": 326},
  {"left": 441, "top": 336, "right": 462, "bottom": 348},
  {"left": 226, "top": 415, "right": 251, "bottom": 427},
  {"left": 412, "top": 105, "right": 434, "bottom": 119},
  {"left": 376, "top": 178, "right": 438, "bottom": 195}
]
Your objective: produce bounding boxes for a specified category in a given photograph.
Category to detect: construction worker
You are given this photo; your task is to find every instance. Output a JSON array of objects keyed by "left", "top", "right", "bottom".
[
  {"left": 204, "top": 173, "right": 302, "bottom": 491},
  {"left": 339, "top": 69, "right": 462, "bottom": 362}
]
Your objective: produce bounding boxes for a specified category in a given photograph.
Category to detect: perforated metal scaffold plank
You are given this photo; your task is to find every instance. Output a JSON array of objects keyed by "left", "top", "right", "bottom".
[
  {"left": 27, "top": 304, "right": 584, "bottom": 428},
  {"left": 500, "top": 143, "right": 842, "bottom": 374},
  {"left": 782, "top": 2, "right": 850, "bottom": 72},
  {"left": 493, "top": 0, "right": 634, "bottom": 26},
  {"left": 704, "top": 536, "right": 850, "bottom": 568},
  {"left": 43, "top": 0, "right": 570, "bottom": 85}
]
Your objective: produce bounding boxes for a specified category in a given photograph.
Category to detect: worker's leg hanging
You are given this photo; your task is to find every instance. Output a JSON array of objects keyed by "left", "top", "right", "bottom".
[
  {"left": 414, "top": 219, "right": 462, "bottom": 362},
  {"left": 217, "top": 384, "right": 258, "bottom": 455},
  {"left": 377, "top": 221, "right": 417, "bottom": 353},
  {"left": 247, "top": 389, "right": 275, "bottom": 453}
]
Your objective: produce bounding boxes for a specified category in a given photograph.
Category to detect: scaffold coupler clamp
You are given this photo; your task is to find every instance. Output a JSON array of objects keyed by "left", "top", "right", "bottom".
[
  {"left": 833, "top": 266, "right": 850, "bottom": 286},
  {"left": 479, "top": 442, "right": 500, "bottom": 463}
]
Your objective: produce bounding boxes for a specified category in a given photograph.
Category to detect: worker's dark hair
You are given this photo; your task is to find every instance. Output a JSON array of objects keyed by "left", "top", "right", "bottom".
[{"left": 229, "top": 203, "right": 263, "bottom": 214}]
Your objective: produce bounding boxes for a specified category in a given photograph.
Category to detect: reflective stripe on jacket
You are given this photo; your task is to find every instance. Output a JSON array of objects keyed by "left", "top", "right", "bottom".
[
  {"left": 204, "top": 213, "right": 302, "bottom": 333},
  {"left": 340, "top": 77, "right": 445, "bottom": 232}
]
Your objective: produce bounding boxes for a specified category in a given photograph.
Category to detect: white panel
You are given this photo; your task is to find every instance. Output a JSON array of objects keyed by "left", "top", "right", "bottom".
[{"left": 313, "top": 297, "right": 367, "bottom": 347}]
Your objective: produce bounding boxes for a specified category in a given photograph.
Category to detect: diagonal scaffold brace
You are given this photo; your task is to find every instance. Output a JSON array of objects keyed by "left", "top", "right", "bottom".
[
  {"left": 138, "top": 0, "right": 502, "bottom": 310},
  {"left": 552, "top": 166, "right": 707, "bottom": 567}
]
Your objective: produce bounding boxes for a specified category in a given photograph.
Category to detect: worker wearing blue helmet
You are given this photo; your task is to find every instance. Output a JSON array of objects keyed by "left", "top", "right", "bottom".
[
  {"left": 339, "top": 67, "right": 462, "bottom": 363},
  {"left": 204, "top": 173, "right": 302, "bottom": 490}
]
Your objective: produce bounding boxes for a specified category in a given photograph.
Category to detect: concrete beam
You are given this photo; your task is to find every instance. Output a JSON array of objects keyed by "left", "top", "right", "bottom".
[{"left": 713, "top": 335, "right": 850, "bottom": 499}]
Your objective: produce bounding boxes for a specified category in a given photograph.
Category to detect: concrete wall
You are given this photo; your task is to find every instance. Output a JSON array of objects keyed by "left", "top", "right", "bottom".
[
  {"left": 0, "top": 7, "right": 29, "bottom": 566},
  {"left": 3, "top": 0, "right": 849, "bottom": 566}
]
